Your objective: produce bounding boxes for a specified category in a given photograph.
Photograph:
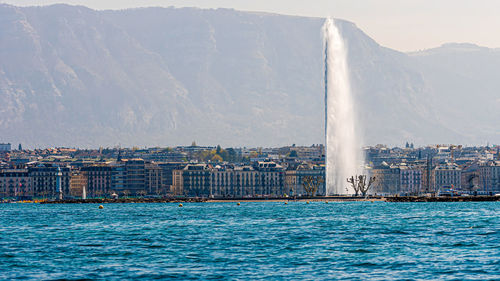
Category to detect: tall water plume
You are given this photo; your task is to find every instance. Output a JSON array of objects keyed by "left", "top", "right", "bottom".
[{"left": 323, "top": 19, "right": 364, "bottom": 195}]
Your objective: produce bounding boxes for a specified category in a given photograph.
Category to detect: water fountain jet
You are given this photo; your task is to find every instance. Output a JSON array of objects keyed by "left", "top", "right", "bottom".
[{"left": 323, "top": 19, "right": 364, "bottom": 195}]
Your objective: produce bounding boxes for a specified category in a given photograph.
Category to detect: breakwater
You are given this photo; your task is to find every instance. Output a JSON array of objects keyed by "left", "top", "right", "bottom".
[
  {"left": 39, "top": 197, "right": 208, "bottom": 204},
  {"left": 385, "top": 195, "right": 500, "bottom": 202},
  {"left": 35, "top": 195, "right": 500, "bottom": 204}
]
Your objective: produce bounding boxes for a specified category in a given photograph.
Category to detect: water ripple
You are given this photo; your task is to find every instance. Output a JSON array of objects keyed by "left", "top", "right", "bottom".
[{"left": 0, "top": 202, "right": 498, "bottom": 280}]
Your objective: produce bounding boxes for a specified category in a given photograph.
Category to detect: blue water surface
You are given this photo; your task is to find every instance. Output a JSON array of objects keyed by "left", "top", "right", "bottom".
[{"left": 0, "top": 202, "right": 498, "bottom": 280}]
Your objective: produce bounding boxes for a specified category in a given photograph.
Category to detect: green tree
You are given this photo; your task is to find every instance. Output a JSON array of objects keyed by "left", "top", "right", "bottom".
[
  {"left": 211, "top": 154, "right": 223, "bottom": 162},
  {"left": 226, "top": 148, "right": 237, "bottom": 162}
]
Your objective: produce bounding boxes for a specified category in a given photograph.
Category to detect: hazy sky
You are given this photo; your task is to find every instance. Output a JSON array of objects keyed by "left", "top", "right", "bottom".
[{"left": 3, "top": 0, "right": 500, "bottom": 52}]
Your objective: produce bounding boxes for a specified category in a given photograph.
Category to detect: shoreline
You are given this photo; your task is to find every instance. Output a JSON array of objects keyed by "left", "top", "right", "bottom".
[{"left": 3, "top": 195, "right": 494, "bottom": 204}]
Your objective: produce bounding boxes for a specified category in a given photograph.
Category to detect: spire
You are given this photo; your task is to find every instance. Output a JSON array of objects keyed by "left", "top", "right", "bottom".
[{"left": 56, "top": 166, "right": 62, "bottom": 200}]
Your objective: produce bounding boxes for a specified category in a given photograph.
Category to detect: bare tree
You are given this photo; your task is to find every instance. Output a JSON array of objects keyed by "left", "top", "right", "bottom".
[
  {"left": 138, "top": 190, "right": 147, "bottom": 198},
  {"left": 302, "top": 176, "right": 324, "bottom": 196},
  {"left": 122, "top": 190, "right": 130, "bottom": 198},
  {"left": 347, "top": 176, "right": 361, "bottom": 196},
  {"left": 359, "top": 175, "right": 376, "bottom": 197},
  {"left": 347, "top": 175, "right": 376, "bottom": 197}
]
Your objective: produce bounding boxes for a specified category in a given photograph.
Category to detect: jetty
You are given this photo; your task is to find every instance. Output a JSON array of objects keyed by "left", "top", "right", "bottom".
[{"left": 33, "top": 195, "right": 500, "bottom": 204}]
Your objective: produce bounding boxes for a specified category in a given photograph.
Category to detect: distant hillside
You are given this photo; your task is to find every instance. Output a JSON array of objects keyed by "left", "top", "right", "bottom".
[{"left": 0, "top": 4, "right": 498, "bottom": 148}]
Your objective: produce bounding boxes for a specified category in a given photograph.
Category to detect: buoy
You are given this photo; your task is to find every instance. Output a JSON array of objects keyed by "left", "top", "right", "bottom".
[
  {"left": 306, "top": 201, "right": 310, "bottom": 204},
  {"left": 98, "top": 205, "right": 104, "bottom": 209},
  {"left": 284, "top": 202, "right": 288, "bottom": 205},
  {"left": 325, "top": 201, "right": 329, "bottom": 204},
  {"left": 371, "top": 200, "right": 374, "bottom": 203},
  {"left": 179, "top": 203, "right": 183, "bottom": 207},
  {"left": 237, "top": 202, "right": 241, "bottom": 206}
]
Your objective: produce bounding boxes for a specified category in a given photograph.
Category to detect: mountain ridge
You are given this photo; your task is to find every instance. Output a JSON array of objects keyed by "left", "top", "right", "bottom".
[{"left": 0, "top": 4, "right": 498, "bottom": 148}]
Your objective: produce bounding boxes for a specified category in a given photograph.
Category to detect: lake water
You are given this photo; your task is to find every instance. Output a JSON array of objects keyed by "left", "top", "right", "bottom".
[{"left": 0, "top": 202, "right": 498, "bottom": 280}]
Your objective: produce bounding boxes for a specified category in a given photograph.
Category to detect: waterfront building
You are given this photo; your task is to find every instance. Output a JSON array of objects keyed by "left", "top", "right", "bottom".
[
  {"left": 81, "top": 165, "right": 112, "bottom": 198},
  {"left": 398, "top": 164, "right": 423, "bottom": 195},
  {"left": 434, "top": 163, "right": 462, "bottom": 191},
  {"left": 110, "top": 162, "right": 127, "bottom": 194},
  {"left": 211, "top": 165, "right": 259, "bottom": 197},
  {"left": 0, "top": 169, "right": 32, "bottom": 198},
  {"left": 109, "top": 158, "right": 158, "bottom": 196},
  {"left": 233, "top": 166, "right": 260, "bottom": 197},
  {"left": 420, "top": 155, "right": 435, "bottom": 194},
  {"left": 252, "top": 161, "right": 285, "bottom": 197},
  {"left": 158, "top": 162, "right": 187, "bottom": 195},
  {"left": 171, "top": 169, "right": 184, "bottom": 195},
  {"left": 69, "top": 170, "right": 87, "bottom": 198},
  {"left": 479, "top": 160, "right": 500, "bottom": 194},
  {"left": 285, "top": 163, "right": 325, "bottom": 196},
  {"left": 146, "top": 162, "right": 162, "bottom": 195},
  {"left": 2, "top": 144, "right": 496, "bottom": 198},
  {"left": 125, "top": 159, "right": 147, "bottom": 195},
  {"left": 182, "top": 164, "right": 211, "bottom": 197},
  {"left": 370, "top": 162, "right": 400, "bottom": 195},
  {"left": 177, "top": 161, "right": 286, "bottom": 198},
  {"left": 461, "top": 162, "right": 480, "bottom": 193},
  {"left": 29, "top": 165, "right": 70, "bottom": 198},
  {"left": 284, "top": 169, "right": 297, "bottom": 196},
  {"left": 210, "top": 166, "right": 234, "bottom": 197}
]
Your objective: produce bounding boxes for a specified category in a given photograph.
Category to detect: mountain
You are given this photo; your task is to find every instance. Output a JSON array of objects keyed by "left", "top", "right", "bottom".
[
  {"left": 408, "top": 43, "right": 500, "bottom": 144},
  {"left": 0, "top": 4, "right": 498, "bottom": 148}
]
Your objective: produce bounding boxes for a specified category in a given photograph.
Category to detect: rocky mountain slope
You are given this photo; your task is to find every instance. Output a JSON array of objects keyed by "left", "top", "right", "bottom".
[{"left": 0, "top": 4, "right": 498, "bottom": 148}]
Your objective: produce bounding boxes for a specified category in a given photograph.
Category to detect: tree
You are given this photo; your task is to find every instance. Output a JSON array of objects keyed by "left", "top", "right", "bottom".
[
  {"left": 302, "top": 176, "right": 324, "bottom": 196},
  {"left": 211, "top": 154, "right": 223, "bottom": 162},
  {"left": 122, "top": 190, "right": 130, "bottom": 198},
  {"left": 226, "top": 148, "right": 237, "bottom": 162},
  {"left": 347, "top": 176, "right": 361, "bottom": 196},
  {"left": 219, "top": 149, "right": 229, "bottom": 161},
  {"left": 359, "top": 175, "right": 376, "bottom": 197},
  {"left": 347, "top": 175, "right": 376, "bottom": 197},
  {"left": 289, "top": 150, "right": 298, "bottom": 158},
  {"left": 138, "top": 190, "right": 147, "bottom": 197}
]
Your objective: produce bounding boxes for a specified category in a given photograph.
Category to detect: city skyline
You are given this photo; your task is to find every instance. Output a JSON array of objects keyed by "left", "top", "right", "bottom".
[
  {"left": 1, "top": 2, "right": 498, "bottom": 280},
  {"left": 1, "top": 141, "right": 499, "bottom": 200}
]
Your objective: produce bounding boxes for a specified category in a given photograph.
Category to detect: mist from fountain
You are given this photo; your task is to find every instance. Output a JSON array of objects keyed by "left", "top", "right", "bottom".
[{"left": 323, "top": 18, "right": 364, "bottom": 195}]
